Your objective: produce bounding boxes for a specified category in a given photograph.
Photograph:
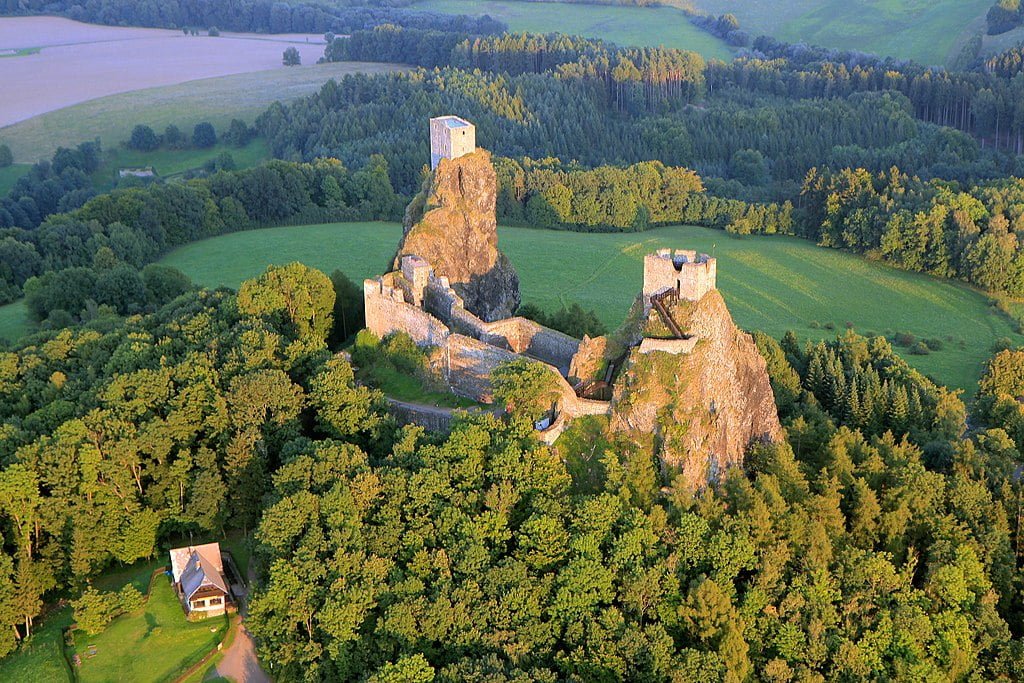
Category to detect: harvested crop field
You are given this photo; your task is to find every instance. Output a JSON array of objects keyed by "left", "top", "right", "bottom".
[
  {"left": 0, "top": 61, "right": 408, "bottom": 162},
  {"left": 0, "top": 17, "right": 329, "bottom": 128}
]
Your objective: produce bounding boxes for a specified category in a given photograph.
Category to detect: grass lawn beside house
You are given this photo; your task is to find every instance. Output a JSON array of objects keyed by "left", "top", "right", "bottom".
[
  {"left": 0, "top": 607, "right": 74, "bottom": 683},
  {"left": 72, "top": 574, "right": 226, "bottom": 683}
]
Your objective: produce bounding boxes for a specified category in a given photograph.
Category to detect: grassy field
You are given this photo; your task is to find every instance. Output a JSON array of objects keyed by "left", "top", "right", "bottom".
[
  {"left": 0, "top": 558, "right": 161, "bottom": 683},
  {"left": 0, "top": 61, "right": 408, "bottom": 163},
  {"left": 0, "top": 608, "right": 73, "bottom": 683},
  {"left": 0, "top": 47, "right": 42, "bottom": 58},
  {"left": 155, "top": 221, "right": 1022, "bottom": 394},
  {"left": 692, "top": 0, "right": 991, "bottom": 66},
  {"left": 92, "top": 140, "right": 271, "bottom": 190},
  {"left": 360, "top": 361, "right": 479, "bottom": 408},
  {"left": 73, "top": 574, "right": 225, "bottom": 683},
  {"left": 412, "top": 0, "right": 733, "bottom": 60},
  {"left": 0, "top": 163, "right": 29, "bottom": 194},
  {"left": 0, "top": 298, "right": 31, "bottom": 343}
]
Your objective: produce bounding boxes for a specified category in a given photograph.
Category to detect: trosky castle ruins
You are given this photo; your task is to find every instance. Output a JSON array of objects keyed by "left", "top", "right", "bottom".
[{"left": 363, "top": 117, "right": 779, "bottom": 483}]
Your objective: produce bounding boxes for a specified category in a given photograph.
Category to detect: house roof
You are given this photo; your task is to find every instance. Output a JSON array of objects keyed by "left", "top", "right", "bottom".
[
  {"left": 178, "top": 549, "right": 230, "bottom": 601},
  {"left": 169, "top": 542, "right": 223, "bottom": 584}
]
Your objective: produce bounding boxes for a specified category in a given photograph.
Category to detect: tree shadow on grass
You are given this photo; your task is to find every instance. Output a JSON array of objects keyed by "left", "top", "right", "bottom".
[{"left": 144, "top": 612, "right": 160, "bottom": 639}]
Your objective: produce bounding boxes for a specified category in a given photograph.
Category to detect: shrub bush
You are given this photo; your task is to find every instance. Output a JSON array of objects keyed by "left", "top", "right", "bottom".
[
  {"left": 894, "top": 332, "right": 916, "bottom": 347},
  {"left": 128, "top": 125, "right": 160, "bottom": 152},
  {"left": 72, "top": 588, "right": 121, "bottom": 635},
  {"left": 118, "top": 584, "right": 146, "bottom": 613},
  {"left": 192, "top": 122, "right": 216, "bottom": 148},
  {"left": 992, "top": 337, "right": 1014, "bottom": 353}
]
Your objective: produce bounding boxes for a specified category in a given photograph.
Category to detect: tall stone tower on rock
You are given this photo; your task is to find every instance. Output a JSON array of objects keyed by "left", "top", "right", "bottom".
[{"left": 394, "top": 145, "right": 520, "bottom": 322}]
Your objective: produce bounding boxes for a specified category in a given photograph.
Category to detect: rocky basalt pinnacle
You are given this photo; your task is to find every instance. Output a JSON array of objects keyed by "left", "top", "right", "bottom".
[{"left": 394, "top": 148, "right": 520, "bottom": 322}]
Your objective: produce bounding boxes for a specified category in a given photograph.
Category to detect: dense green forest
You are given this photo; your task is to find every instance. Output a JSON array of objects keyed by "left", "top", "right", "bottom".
[
  {"left": 1, "top": 261, "right": 1022, "bottom": 678},
  {"left": 0, "top": 148, "right": 400, "bottom": 313},
  {"left": 987, "top": 0, "right": 1024, "bottom": 35},
  {"left": 4, "top": 6, "right": 1024, "bottom": 679},
  {"left": 265, "top": 26, "right": 1024, "bottom": 296},
  {"left": 14, "top": 21, "right": 1024, "bottom": 326}
]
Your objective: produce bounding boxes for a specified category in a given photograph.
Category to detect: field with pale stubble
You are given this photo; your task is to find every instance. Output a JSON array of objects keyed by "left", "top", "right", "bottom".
[{"left": 0, "top": 17, "right": 327, "bottom": 128}]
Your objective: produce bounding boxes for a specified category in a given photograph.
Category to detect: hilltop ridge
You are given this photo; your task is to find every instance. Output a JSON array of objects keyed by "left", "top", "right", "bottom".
[{"left": 609, "top": 287, "right": 782, "bottom": 488}]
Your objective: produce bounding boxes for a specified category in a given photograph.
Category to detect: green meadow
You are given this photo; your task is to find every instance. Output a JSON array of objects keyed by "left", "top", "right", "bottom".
[
  {"left": 153, "top": 221, "right": 1020, "bottom": 394},
  {"left": 72, "top": 576, "right": 225, "bottom": 683},
  {"left": 0, "top": 61, "right": 407, "bottom": 163},
  {"left": 92, "top": 140, "right": 271, "bottom": 189},
  {"left": 692, "top": 0, "right": 991, "bottom": 66},
  {"left": 0, "top": 299, "right": 31, "bottom": 343},
  {"left": 412, "top": 0, "right": 733, "bottom": 60},
  {"left": 0, "top": 608, "right": 73, "bottom": 683},
  {"left": 0, "top": 163, "right": 30, "bottom": 194},
  {"left": 2, "top": 221, "right": 1014, "bottom": 392},
  {"left": 0, "top": 558, "right": 163, "bottom": 683}
]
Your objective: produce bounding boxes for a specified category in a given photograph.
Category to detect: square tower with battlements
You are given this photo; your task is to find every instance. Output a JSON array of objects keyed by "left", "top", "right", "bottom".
[
  {"left": 643, "top": 249, "right": 717, "bottom": 303},
  {"left": 430, "top": 116, "right": 476, "bottom": 169}
]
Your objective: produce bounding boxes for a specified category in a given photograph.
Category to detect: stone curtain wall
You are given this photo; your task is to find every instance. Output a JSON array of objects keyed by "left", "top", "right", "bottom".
[
  {"left": 364, "top": 276, "right": 450, "bottom": 347},
  {"left": 478, "top": 318, "right": 581, "bottom": 373},
  {"left": 638, "top": 338, "right": 699, "bottom": 355},
  {"left": 436, "top": 334, "right": 520, "bottom": 402},
  {"left": 430, "top": 331, "right": 612, "bottom": 425},
  {"left": 386, "top": 399, "right": 455, "bottom": 433},
  {"left": 366, "top": 253, "right": 613, "bottom": 424}
]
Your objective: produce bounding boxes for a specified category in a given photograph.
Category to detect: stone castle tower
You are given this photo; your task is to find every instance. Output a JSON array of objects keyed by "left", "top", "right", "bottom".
[
  {"left": 429, "top": 116, "right": 476, "bottom": 169},
  {"left": 642, "top": 249, "right": 717, "bottom": 304}
]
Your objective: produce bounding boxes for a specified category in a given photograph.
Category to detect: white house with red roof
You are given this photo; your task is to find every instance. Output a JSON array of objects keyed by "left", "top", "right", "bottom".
[{"left": 169, "top": 542, "right": 230, "bottom": 617}]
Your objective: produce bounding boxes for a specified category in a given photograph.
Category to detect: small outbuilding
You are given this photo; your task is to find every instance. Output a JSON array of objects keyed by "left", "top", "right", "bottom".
[
  {"left": 169, "top": 542, "right": 230, "bottom": 617},
  {"left": 118, "top": 167, "right": 155, "bottom": 179}
]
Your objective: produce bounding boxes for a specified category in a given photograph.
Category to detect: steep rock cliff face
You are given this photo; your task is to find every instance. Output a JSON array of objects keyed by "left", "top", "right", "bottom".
[
  {"left": 610, "top": 290, "right": 781, "bottom": 489},
  {"left": 395, "top": 149, "right": 520, "bottom": 321}
]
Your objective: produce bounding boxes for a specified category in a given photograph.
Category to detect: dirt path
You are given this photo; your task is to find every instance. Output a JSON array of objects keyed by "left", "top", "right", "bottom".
[
  {"left": 210, "top": 560, "right": 270, "bottom": 682},
  {"left": 213, "top": 621, "right": 269, "bottom": 683}
]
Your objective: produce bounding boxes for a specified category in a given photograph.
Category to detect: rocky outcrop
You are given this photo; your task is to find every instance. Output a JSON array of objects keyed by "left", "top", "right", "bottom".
[
  {"left": 609, "top": 290, "right": 781, "bottom": 490},
  {"left": 394, "top": 149, "right": 520, "bottom": 322}
]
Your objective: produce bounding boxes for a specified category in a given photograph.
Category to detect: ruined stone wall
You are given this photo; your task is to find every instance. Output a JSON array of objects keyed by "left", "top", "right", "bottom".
[
  {"left": 638, "top": 337, "right": 699, "bottom": 355},
  {"left": 435, "top": 334, "right": 520, "bottom": 402},
  {"left": 364, "top": 277, "right": 450, "bottom": 347},
  {"left": 643, "top": 249, "right": 717, "bottom": 302},
  {"left": 478, "top": 318, "right": 580, "bottom": 372},
  {"left": 423, "top": 278, "right": 463, "bottom": 326},
  {"left": 432, "top": 333, "right": 612, "bottom": 420},
  {"left": 386, "top": 399, "right": 454, "bottom": 433},
  {"left": 416, "top": 271, "right": 580, "bottom": 373},
  {"left": 448, "top": 304, "right": 489, "bottom": 339}
]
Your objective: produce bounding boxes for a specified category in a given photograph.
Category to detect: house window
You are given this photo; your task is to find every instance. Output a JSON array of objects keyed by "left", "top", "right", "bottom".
[
  {"left": 208, "top": 597, "right": 222, "bottom": 606},
  {"left": 193, "top": 599, "right": 205, "bottom": 607}
]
